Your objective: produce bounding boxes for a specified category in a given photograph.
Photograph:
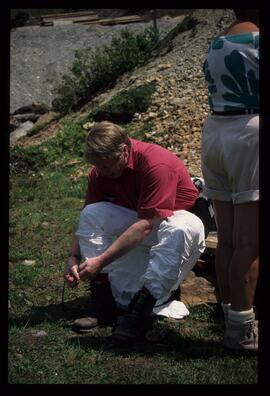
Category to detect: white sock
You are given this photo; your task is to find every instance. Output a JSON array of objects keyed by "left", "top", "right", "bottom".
[{"left": 228, "top": 307, "right": 254, "bottom": 323}]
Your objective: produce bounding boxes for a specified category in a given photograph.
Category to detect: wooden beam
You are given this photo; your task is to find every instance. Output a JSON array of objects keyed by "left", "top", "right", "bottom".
[
  {"left": 41, "top": 11, "right": 97, "bottom": 19},
  {"left": 85, "top": 15, "right": 144, "bottom": 25},
  {"left": 205, "top": 232, "right": 217, "bottom": 250}
]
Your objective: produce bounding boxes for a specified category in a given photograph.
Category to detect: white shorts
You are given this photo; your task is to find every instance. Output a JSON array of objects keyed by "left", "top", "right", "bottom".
[
  {"left": 75, "top": 202, "right": 205, "bottom": 307},
  {"left": 201, "top": 114, "right": 259, "bottom": 204}
]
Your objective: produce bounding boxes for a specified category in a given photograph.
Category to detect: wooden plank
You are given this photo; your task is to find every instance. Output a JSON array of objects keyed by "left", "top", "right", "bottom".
[
  {"left": 85, "top": 15, "right": 144, "bottom": 25},
  {"left": 51, "top": 16, "right": 100, "bottom": 26},
  {"left": 101, "top": 15, "right": 143, "bottom": 23},
  {"left": 41, "top": 15, "right": 100, "bottom": 26},
  {"left": 72, "top": 16, "right": 100, "bottom": 23},
  {"left": 101, "top": 19, "right": 143, "bottom": 25},
  {"left": 205, "top": 232, "right": 217, "bottom": 250},
  {"left": 43, "top": 15, "right": 99, "bottom": 23},
  {"left": 53, "top": 19, "right": 74, "bottom": 26},
  {"left": 41, "top": 11, "right": 97, "bottom": 19}
]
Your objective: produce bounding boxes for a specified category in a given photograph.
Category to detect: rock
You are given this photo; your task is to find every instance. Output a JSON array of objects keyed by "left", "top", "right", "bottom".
[
  {"left": 148, "top": 112, "right": 158, "bottom": 119},
  {"left": 12, "top": 113, "right": 40, "bottom": 123},
  {"left": 22, "top": 259, "right": 36, "bottom": 266},
  {"left": 10, "top": 121, "right": 34, "bottom": 144},
  {"left": 180, "top": 270, "right": 219, "bottom": 305},
  {"left": 157, "top": 63, "right": 172, "bottom": 71},
  {"left": 170, "top": 97, "right": 187, "bottom": 106},
  {"left": 12, "top": 102, "right": 50, "bottom": 115},
  {"left": 41, "top": 222, "right": 49, "bottom": 228},
  {"left": 34, "top": 111, "right": 58, "bottom": 128},
  {"left": 9, "top": 116, "right": 21, "bottom": 132},
  {"left": 83, "top": 121, "right": 95, "bottom": 130},
  {"left": 29, "top": 330, "right": 48, "bottom": 338}
]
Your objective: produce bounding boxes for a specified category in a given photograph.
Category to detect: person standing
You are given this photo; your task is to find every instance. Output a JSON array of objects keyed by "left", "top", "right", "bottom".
[{"left": 201, "top": 9, "right": 259, "bottom": 351}]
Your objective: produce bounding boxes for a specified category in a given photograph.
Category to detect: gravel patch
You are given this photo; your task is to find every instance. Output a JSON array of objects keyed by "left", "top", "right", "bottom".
[{"left": 10, "top": 18, "right": 182, "bottom": 113}]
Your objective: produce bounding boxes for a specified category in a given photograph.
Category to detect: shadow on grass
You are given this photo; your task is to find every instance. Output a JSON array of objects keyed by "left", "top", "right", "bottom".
[
  {"left": 9, "top": 298, "right": 255, "bottom": 361},
  {"left": 66, "top": 324, "right": 250, "bottom": 362},
  {"left": 9, "top": 296, "right": 224, "bottom": 329},
  {"left": 9, "top": 295, "right": 91, "bottom": 328}
]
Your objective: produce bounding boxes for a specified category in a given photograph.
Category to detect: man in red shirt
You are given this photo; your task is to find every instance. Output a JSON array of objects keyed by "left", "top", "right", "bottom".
[{"left": 64, "top": 121, "right": 205, "bottom": 342}]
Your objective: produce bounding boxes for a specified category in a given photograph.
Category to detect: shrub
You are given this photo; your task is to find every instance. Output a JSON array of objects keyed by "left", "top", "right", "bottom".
[
  {"left": 52, "top": 27, "right": 159, "bottom": 114},
  {"left": 10, "top": 11, "right": 29, "bottom": 28},
  {"left": 91, "top": 81, "right": 156, "bottom": 123},
  {"left": 10, "top": 122, "right": 88, "bottom": 175},
  {"left": 10, "top": 146, "right": 48, "bottom": 174}
]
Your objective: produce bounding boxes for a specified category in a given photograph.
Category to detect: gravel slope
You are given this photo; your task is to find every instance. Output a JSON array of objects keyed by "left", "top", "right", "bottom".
[
  {"left": 13, "top": 9, "right": 235, "bottom": 177},
  {"left": 10, "top": 17, "right": 182, "bottom": 113}
]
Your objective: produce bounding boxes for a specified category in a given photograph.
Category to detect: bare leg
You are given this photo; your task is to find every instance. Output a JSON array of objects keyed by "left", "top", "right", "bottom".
[
  {"left": 213, "top": 200, "right": 234, "bottom": 304},
  {"left": 230, "top": 202, "right": 259, "bottom": 311}
]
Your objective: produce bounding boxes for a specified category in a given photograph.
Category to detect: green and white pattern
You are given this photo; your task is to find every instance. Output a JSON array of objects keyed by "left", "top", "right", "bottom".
[{"left": 203, "top": 32, "right": 259, "bottom": 112}]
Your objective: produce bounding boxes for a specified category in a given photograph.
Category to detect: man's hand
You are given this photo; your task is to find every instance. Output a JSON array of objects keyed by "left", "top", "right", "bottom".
[
  {"left": 78, "top": 257, "right": 103, "bottom": 281},
  {"left": 64, "top": 255, "right": 80, "bottom": 286}
]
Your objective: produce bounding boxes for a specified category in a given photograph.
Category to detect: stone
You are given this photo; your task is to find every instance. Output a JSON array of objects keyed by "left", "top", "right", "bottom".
[
  {"left": 29, "top": 330, "right": 48, "bottom": 338},
  {"left": 83, "top": 121, "right": 95, "bottom": 130},
  {"left": 34, "top": 111, "right": 58, "bottom": 128},
  {"left": 22, "top": 260, "right": 36, "bottom": 266},
  {"left": 10, "top": 121, "right": 34, "bottom": 144}
]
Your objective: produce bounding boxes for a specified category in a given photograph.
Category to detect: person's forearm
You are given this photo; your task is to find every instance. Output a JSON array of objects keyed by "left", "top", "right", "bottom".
[
  {"left": 98, "top": 219, "right": 154, "bottom": 268},
  {"left": 70, "top": 235, "right": 81, "bottom": 258}
]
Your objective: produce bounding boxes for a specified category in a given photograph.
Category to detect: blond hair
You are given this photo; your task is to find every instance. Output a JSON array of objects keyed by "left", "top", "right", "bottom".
[{"left": 85, "top": 121, "right": 130, "bottom": 163}]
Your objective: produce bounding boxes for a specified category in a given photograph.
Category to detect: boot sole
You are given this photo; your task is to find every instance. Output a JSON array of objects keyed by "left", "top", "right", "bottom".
[
  {"left": 223, "top": 338, "right": 258, "bottom": 352},
  {"left": 72, "top": 325, "right": 99, "bottom": 333}
]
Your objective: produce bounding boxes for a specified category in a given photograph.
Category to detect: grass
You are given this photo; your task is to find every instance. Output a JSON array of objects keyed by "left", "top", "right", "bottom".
[
  {"left": 9, "top": 118, "right": 258, "bottom": 384},
  {"left": 8, "top": 298, "right": 258, "bottom": 384}
]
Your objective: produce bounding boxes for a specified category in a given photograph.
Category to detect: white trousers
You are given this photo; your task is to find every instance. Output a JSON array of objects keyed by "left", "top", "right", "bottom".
[{"left": 75, "top": 202, "right": 205, "bottom": 307}]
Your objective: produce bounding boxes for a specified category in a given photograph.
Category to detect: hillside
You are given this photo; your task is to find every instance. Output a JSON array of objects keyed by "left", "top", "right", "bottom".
[
  {"left": 9, "top": 9, "right": 258, "bottom": 384},
  {"left": 11, "top": 9, "right": 234, "bottom": 177}
]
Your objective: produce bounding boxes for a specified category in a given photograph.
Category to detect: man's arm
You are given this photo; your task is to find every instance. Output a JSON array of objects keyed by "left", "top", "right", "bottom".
[{"left": 78, "top": 217, "right": 159, "bottom": 281}]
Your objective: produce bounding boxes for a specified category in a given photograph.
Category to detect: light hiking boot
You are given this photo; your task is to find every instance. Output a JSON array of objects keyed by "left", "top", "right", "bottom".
[
  {"left": 110, "top": 288, "right": 157, "bottom": 342},
  {"left": 72, "top": 280, "right": 117, "bottom": 333},
  {"left": 223, "top": 318, "right": 258, "bottom": 352}
]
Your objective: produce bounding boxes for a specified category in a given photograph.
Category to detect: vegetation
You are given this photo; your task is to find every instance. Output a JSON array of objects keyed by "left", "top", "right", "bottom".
[
  {"left": 9, "top": 13, "right": 257, "bottom": 383},
  {"left": 51, "top": 27, "right": 159, "bottom": 114},
  {"left": 10, "top": 9, "right": 88, "bottom": 28},
  {"left": 91, "top": 82, "right": 156, "bottom": 124},
  {"left": 9, "top": 119, "right": 257, "bottom": 384}
]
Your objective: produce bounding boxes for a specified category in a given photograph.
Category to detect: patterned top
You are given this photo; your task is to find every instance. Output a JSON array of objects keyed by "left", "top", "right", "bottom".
[{"left": 203, "top": 32, "right": 259, "bottom": 112}]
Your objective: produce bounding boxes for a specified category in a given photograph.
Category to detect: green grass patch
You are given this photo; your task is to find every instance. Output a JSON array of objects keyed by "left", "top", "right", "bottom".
[
  {"left": 9, "top": 115, "right": 257, "bottom": 384},
  {"left": 91, "top": 82, "right": 156, "bottom": 124},
  {"left": 8, "top": 303, "right": 258, "bottom": 384}
]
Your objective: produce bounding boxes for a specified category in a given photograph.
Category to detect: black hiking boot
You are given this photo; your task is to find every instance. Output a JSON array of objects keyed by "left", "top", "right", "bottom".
[
  {"left": 110, "top": 288, "right": 157, "bottom": 342},
  {"left": 72, "top": 278, "right": 117, "bottom": 333}
]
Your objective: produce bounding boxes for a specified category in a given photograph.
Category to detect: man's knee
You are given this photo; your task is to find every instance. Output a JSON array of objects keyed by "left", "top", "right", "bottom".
[
  {"left": 81, "top": 202, "right": 107, "bottom": 217},
  {"left": 79, "top": 202, "right": 107, "bottom": 229},
  {"left": 159, "top": 215, "right": 204, "bottom": 250}
]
